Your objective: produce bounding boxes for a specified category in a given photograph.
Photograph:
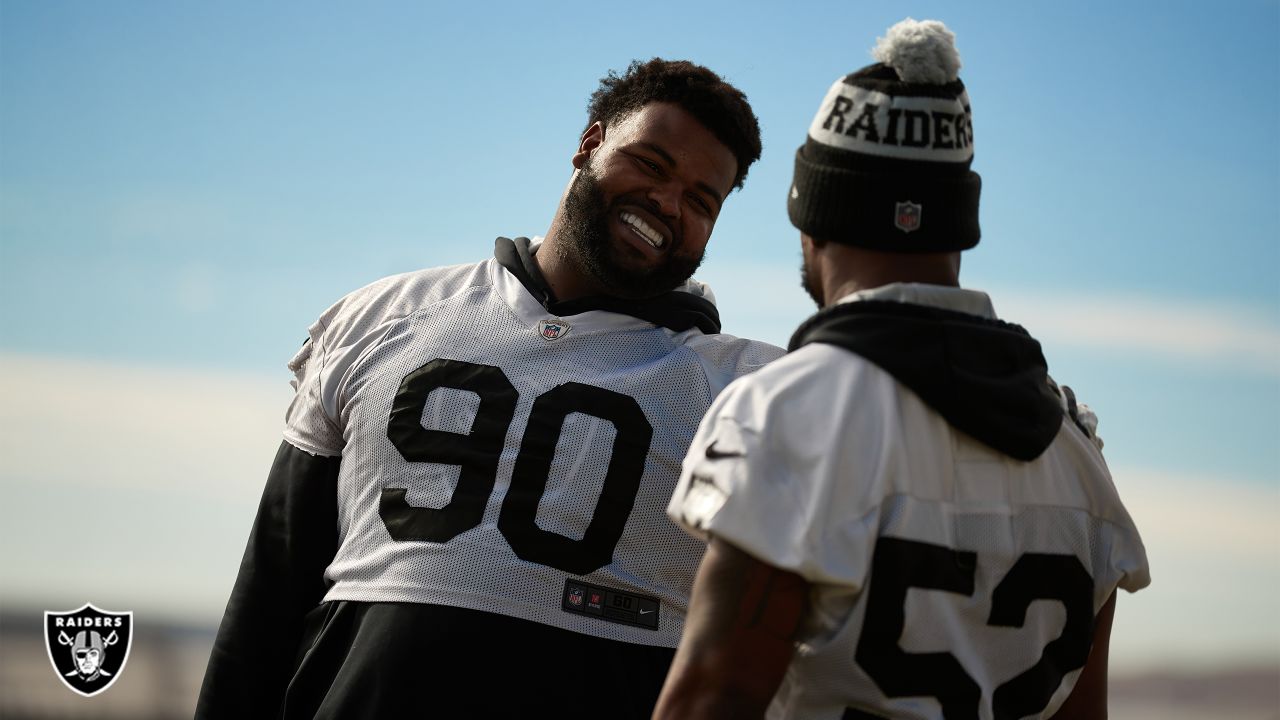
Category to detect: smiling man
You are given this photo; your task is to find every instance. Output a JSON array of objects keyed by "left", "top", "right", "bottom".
[
  {"left": 196, "top": 59, "right": 782, "bottom": 718},
  {"left": 545, "top": 101, "right": 736, "bottom": 301}
]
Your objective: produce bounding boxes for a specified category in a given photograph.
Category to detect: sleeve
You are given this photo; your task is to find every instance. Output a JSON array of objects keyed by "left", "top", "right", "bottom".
[
  {"left": 195, "top": 441, "right": 341, "bottom": 718},
  {"left": 1110, "top": 521, "right": 1151, "bottom": 594},
  {"left": 282, "top": 279, "right": 407, "bottom": 454},
  {"left": 684, "top": 334, "right": 787, "bottom": 398},
  {"left": 283, "top": 312, "right": 347, "bottom": 456},
  {"left": 197, "top": 302, "right": 353, "bottom": 717},
  {"left": 668, "top": 351, "right": 880, "bottom": 590},
  {"left": 1102, "top": 470, "right": 1152, "bottom": 594}
]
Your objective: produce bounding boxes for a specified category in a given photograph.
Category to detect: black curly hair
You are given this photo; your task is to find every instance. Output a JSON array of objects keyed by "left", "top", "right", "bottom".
[{"left": 584, "top": 58, "right": 762, "bottom": 191}]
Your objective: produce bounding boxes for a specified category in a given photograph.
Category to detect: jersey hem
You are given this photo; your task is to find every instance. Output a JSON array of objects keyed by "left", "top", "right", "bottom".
[
  {"left": 281, "top": 431, "right": 342, "bottom": 458},
  {"left": 321, "top": 585, "right": 683, "bottom": 649}
]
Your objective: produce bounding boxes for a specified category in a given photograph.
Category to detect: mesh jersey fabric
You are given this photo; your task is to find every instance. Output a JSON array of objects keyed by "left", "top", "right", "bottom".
[
  {"left": 284, "top": 254, "right": 783, "bottom": 648},
  {"left": 669, "top": 341, "right": 1149, "bottom": 720}
]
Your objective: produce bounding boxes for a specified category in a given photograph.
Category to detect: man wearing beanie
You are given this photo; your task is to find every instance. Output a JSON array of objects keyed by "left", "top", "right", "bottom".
[{"left": 656, "top": 19, "right": 1150, "bottom": 720}]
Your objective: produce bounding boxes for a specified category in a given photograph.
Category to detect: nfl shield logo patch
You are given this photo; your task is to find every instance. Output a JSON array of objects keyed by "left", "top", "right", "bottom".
[
  {"left": 894, "top": 201, "right": 923, "bottom": 233},
  {"left": 44, "top": 603, "right": 133, "bottom": 697},
  {"left": 537, "top": 319, "right": 569, "bottom": 341}
]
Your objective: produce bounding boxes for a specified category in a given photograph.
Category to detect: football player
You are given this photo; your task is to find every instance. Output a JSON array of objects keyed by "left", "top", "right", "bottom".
[
  {"left": 657, "top": 20, "right": 1150, "bottom": 720},
  {"left": 196, "top": 59, "right": 783, "bottom": 718}
]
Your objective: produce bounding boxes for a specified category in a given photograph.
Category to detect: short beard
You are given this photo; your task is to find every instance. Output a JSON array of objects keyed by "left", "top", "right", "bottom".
[
  {"left": 800, "top": 256, "right": 824, "bottom": 308},
  {"left": 558, "top": 165, "right": 704, "bottom": 299}
]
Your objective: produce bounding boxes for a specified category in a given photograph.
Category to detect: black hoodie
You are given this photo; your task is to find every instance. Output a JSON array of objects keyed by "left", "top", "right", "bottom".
[
  {"left": 788, "top": 299, "right": 1066, "bottom": 461},
  {"left": 493, "top": 237, "right": 721, "bottom": 334}
]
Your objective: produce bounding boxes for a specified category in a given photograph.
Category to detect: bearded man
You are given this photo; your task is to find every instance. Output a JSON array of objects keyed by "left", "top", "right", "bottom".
[{"left": 197, "top": 58, "right": 782, "bottom": 719}]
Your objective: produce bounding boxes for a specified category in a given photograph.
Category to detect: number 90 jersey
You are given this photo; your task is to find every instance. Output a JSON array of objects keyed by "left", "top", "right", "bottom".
[{"left": 283, "top": 254, "right": 783, "bottom": 647}]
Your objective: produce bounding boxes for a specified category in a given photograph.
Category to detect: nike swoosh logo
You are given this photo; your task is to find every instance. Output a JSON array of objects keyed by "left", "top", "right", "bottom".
[
  {"left": 639, "top": 609, "right": 653, "bottom": 615},
  {"left": 705, "top": 441, "right": 744, "bottom": 460}
]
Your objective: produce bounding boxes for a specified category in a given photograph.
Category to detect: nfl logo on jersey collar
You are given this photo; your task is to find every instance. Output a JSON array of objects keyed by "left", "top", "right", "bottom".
[
  {"left": 493, "top": 258, "right": 670, "bottom": 336},
  {"left": 538, "top": 319, "right": 570, "bottom": 341}
]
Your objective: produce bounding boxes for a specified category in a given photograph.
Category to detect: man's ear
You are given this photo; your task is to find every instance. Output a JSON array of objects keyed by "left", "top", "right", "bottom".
[
  {"left": 572, "top": 121, "right": 605, "bottom": 169},
  {"left": 801, "top": 233, "right": 827, "bottom": 250}
]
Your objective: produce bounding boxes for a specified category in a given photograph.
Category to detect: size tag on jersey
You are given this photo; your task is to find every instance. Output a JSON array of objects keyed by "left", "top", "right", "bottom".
[{"left": 561, "top": 579, "right": 659, "bottom": 631}]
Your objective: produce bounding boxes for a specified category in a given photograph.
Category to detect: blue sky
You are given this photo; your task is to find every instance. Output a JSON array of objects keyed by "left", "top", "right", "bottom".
[{"left": 2, "top": 0, "right": 1277, "bottom": 674}]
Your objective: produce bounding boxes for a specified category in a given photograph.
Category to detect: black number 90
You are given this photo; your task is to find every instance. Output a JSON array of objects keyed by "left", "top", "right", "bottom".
[{"left": 380, "top": 358, "right": 654, "bottom": 576}]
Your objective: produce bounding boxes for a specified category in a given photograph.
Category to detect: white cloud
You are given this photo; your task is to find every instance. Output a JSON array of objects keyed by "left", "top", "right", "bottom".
[
  {"left": 697, "top": 260, "right": 1280, "bottom": 375},
  {"left": 1, "top": 351, "right": 1277, "bottom": 671},
  {"left": 1091, "top": 465, "right": 1280, "bottom": 670},
  {"left": 0, "top": 352, "right": 293, "bottom": 620},
  {"left": 993, "top": 291, "right": 1280, "bottom": 376},
  {"left": 0, "top": 352, "right": 290, "bottom": 499}
]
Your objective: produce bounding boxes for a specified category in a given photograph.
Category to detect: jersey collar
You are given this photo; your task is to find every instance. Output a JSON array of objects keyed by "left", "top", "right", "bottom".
[
  {"left": 834, "top": 282, "right": 997, "bottom": 319},
  {"left": 493, "top": 237, "right": 722, "bottom": 334}
]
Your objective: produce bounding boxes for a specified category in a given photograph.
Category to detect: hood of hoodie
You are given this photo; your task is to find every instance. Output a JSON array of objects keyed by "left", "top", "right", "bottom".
[
  {"left": 494, "top": 236, "right": 722, "bottom": 334},
  {"left": 788, "top": 299, "right": 1064, "bottom": 461}
]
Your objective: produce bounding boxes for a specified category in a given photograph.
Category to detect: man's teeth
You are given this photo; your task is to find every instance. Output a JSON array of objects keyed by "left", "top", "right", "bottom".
[{"left": 621, "top": 212, "right": 665, "bottom": 249}]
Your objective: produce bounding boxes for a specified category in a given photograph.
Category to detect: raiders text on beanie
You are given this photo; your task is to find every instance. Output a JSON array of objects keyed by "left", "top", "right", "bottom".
[{"left": 788, "top": 18, "right": 981, "bottom": 252}]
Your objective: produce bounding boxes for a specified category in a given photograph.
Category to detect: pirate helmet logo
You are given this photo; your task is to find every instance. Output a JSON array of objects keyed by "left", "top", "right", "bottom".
[{"left": 44, "top": 603, "right": 133, "bottom": 697}]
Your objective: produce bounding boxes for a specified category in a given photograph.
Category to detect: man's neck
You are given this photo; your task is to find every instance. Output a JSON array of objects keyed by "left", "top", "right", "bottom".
[
  {"left": 819, "top": 246, "right": 961, "bottom": 307},
  {"left": 534, "top": 219, "right": 601, "bottom": 303}
]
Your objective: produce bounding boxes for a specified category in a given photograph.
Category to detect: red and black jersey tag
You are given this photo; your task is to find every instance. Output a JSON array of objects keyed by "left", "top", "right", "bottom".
[{"left": 562, "top": 579, "right": 659, "bottom": 631}]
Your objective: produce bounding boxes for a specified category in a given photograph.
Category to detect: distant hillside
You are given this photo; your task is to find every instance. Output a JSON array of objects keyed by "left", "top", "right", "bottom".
[
  {"left": 1, "top": 609, "right": 1276, "bottom": 718},
  {"left": 1111, "top": 667, "right": 1280, "bottom": 720}
]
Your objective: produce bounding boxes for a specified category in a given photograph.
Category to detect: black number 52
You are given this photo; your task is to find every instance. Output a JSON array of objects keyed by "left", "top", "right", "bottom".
[
  {"left": 854, "top": 537, "right": 1095, "bottom": 720},
  {"left": 380, "top": 358, "right": 653, "bottom": 576}
]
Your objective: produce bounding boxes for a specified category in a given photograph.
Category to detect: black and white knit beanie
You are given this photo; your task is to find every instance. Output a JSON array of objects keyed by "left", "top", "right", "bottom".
[{"left": 788, "top": 18, "right": 980, "bottom": 252}]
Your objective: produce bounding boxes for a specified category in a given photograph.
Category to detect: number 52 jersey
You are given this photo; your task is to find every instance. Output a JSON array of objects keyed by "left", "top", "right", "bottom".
[
  {"left": 669, "top": 293, "right": 1151, "bottom": 719},
  {"left": 283, "top": 239, "right": 783, "bottom": 647}
]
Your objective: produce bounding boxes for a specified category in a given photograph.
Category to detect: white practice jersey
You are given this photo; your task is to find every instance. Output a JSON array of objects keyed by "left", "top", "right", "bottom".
[
  {"left": 669, "top": 291, "right": 1150, "bottom": 719},
  {"left": 284, "top": 253, "right": 782, "bottom": 647}
]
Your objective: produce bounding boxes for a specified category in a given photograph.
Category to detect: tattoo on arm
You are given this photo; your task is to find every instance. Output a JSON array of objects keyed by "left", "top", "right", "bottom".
[
  {"left": 738, "top": 546, "right": 809, "bottom": 641},
  {"left": 654, "top": 538, "right": 810, "bottom": 720}
]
